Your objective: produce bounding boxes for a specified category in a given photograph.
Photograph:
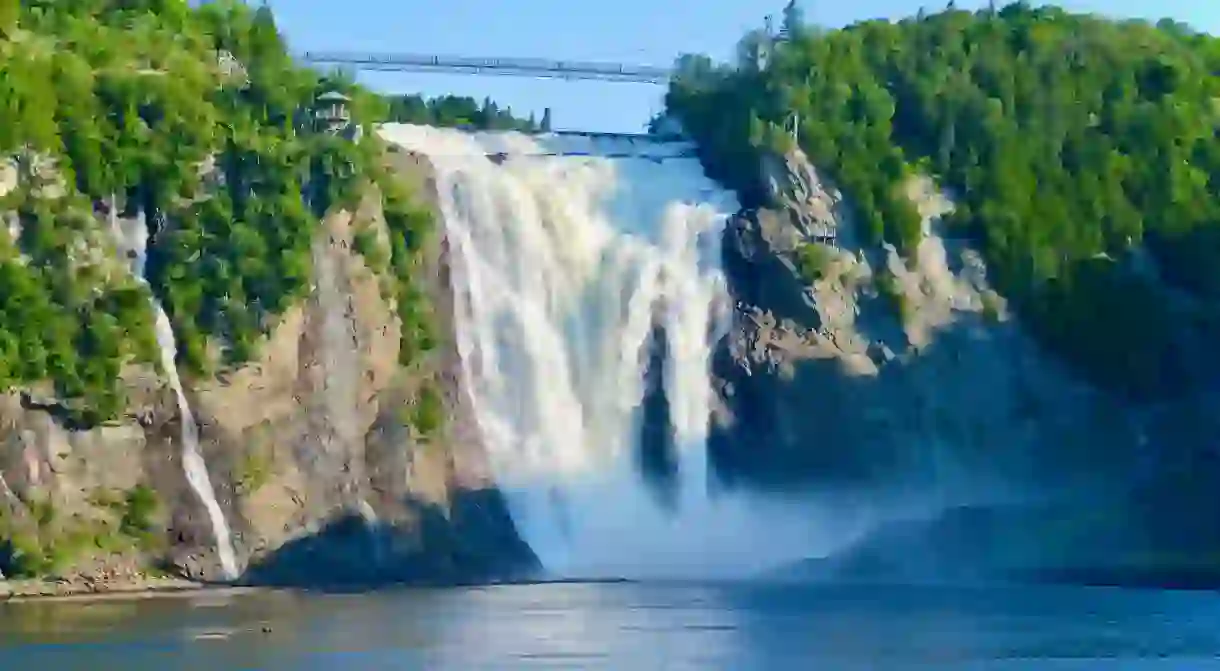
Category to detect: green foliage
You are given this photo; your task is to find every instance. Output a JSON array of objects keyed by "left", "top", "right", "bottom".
[
  {"left": 352, "top": 224, "right": 388, "bottom": 272},
  {"left": 0, "top": 0, "right": 312, "bottom": 415},
  {"left": 0, "top": 484, "right": 167, "bottom": 578},
  {"left": 234, "top": 446, "right": 273, "bottom": 496},
  {"left": 118, "top": 484, "right": 158, "bottom": 539},
  {"left": 0, "top": 1, "right": 489, "bottom": 425},
  {"left": 981, "top": 289, "right": 1003, "bottom": 324},
  {"left": 378, "top": 177, "right": 438, "bottom": 366},
  {"left": 664, "top": 4, "right": 1220, "bottom": 397},
  {"left": 2, "top": 531, "right": 51, "bottom": 579},
  {"left": 412, "top": 383, "right": 445, "bottom": 436},
  {"left": 794, "top": 241, "right": 835, "bottom": 283},
  {"left": 0, "top": 496, "right": 66, "bottom": 577},
  {"left": 233, "top": 420, "right": 276, "bottom": 496},
  {"left": 0, "top": 0, "right": 16, "bottom": 37},
  {"left": 384, "top": 94, "right": 541, "bottom": 131},
  {"left": 781, "top": 1, "right": 806, "bottom": 41},
  {"left": 88, "top": 484, "right": 159, "bottom": 546}
]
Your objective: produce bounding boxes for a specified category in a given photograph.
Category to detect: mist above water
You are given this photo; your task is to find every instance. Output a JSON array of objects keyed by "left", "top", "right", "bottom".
[{"left": 379, "top": 124, "right": 864, "bottom": 579}]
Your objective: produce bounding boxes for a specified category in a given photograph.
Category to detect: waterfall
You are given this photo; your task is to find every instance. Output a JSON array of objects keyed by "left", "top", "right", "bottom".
[
  {"left": 380, "top": 125, "right": 842, "bottom": 579},
  {"left": 109, "top": 204, "right": 239, "bottom": 581}
]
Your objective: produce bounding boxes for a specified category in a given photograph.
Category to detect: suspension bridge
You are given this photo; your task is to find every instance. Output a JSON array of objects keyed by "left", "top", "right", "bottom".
[
  {"left": 303, "top": 51, "right": 689, "bottom": 155},
  {"left": 299, "top": 51, "right": 674, "bottom": 84}
]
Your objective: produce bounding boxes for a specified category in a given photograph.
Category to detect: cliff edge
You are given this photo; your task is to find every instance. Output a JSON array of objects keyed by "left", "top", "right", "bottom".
[
  {"left": 0, "top": 151, "right": 536, "bottom": 588},
  {"left": 710, "top": 145, "right": 1220, "bottom": 580}
]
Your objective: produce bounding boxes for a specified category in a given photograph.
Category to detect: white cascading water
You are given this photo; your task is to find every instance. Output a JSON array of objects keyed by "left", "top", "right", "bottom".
[
  {"left": 109, "top": 205, "right": 239, "bottom": 581},
  {"left": 380, "top": 124, "right": 852, "bottom": 579}
]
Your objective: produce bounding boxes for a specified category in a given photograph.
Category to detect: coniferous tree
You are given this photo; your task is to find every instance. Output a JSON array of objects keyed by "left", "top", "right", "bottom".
[{"left": 781, "top": 0, "right": 804, "bottom": 40}]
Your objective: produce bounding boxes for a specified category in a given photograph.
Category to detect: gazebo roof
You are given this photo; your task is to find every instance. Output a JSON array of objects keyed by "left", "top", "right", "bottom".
[{"left": 316, "top": 90, "right": 351, "bottom": 103}]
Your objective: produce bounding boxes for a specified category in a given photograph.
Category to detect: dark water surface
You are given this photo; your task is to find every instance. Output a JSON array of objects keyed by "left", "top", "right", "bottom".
[{"left": 4, "top": 581, "right": 1220, "bottom": 669}]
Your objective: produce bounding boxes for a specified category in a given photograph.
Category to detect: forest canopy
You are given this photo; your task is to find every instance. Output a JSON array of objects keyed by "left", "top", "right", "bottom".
[
  {"left": 0, "top": 0, "right": 535, "bottom": 424},
  {"left": 661, "top": 2, "right": 1220, "bottom": 398},
  {"left": 384, "top": 93, "right": 547, "bottom": 131},
  {"left": 7, "top": 0, "right": 1217, "bottom": 416}
]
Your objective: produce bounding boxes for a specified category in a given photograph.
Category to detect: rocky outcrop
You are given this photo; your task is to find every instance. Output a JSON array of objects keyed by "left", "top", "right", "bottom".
[
  {"left": 710, "top": 147, "right": 1220, "bottom": 579},
  {"left": 0, "top": 151, "right": 536, "bottom": 586}
]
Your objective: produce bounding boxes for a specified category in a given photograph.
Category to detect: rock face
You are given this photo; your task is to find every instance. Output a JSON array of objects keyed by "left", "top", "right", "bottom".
[
  {"left": 710, "top": 147, "right": 1220, "bottom": 577},
  {"left": 0, "top": 151, "right": 537, "bottom": 586}
]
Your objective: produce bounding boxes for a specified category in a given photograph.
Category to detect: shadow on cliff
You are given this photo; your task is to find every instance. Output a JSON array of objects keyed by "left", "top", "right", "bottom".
[
  {"left": 771, "top": 459, "right": 1220, "bottom": 589},
  {"left": 17, "top": 391, "right": 112, "bottom": 432},
  {"left": 237, "top": 488, "right": 539, "bottom": 592},
  {"left": 708, "top": 273, "right": 1220, "bottom": 584},
  {"left": 709, "top": 203, "right": 1220, "bottom": 586},
  {"left": 709, "top": 206, "right": 1220, "bottom": 494}
]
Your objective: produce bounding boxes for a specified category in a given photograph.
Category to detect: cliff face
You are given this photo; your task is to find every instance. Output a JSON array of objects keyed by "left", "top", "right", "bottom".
[
  {"left": 0, "top": 153, "right": 536, "bottom": 586},
  {"left": 711, "top": 148, "right": 1220, "bottom": 577}
]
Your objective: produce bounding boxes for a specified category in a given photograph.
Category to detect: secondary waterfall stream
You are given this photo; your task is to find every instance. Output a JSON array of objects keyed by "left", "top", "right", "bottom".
[
  {"left": 109, "top": 205, "right": 238, "bottom": 581},
  {"left": 381, "top": 124, "right": 835, "bottom": 579}
]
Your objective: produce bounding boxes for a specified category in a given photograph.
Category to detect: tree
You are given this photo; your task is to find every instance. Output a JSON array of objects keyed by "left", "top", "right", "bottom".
[
  {"left": 0, "top": 0, "right": 456, "bottom": 422},
  {"left": 663, "top": 5, "right": 1220, "bottom": 399},
  {"left": 249, "top": 4, "right": 285, "bottom": 60},
  {"left": 0, "top": 0, "right": 17, "bottom": 36},
  {"left": 382, "top": 93, "right": 534, "bottom": 130},
  {"left": 540, "top": 107, "right": 553, "bottom": 132},
  {"left": 781, "top": 0, "right": 804, "bottom": 40},
  {"left": 736, "top": 29, "right": 772, "bottom": 70}
]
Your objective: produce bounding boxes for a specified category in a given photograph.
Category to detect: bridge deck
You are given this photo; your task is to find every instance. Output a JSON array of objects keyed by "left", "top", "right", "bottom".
[
  {"left": 546, "top": 130, "right": 684, "bottom": 142},
  {"left": 386, "top": 146, "right": 697, "bottom": 162},
  {"left": 450, "top": 128, "right": 688, "bottom": 143},
  {"left": 382, "top": 124, "right": 690, "bottom": 144},
  {"left": 483, "top": 150, "right": 698, "bottom": 162},
  {"left": 301, "top": 51, "right": 673, "bottom": 84}
]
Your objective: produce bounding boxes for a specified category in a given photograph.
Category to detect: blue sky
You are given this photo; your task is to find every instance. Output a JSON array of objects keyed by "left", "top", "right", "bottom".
[{"left": 266, "top": 0, "right": 1218, "bottom": 133}]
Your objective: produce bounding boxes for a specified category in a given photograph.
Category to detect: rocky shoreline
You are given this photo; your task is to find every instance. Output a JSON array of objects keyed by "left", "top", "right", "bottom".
[
  {"left": 0, "top": 572, "right": 637, "bottom": 604},
  {"left": 0, "top": 574, "right": 254, "bottom": 603}
]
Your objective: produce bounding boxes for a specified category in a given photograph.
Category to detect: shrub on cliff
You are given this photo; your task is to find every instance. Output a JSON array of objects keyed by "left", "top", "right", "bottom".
[
  {"left": 663, "top": 3, "right": 1220, "bottom": 398},
  {"left": 794, "top": 241, "right": 835, "bottom": 283}
]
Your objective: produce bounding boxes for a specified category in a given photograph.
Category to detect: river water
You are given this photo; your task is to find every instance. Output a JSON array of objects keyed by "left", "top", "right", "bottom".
[{"left": 3, "top": 581, "right": 1220, "bottom": 669}]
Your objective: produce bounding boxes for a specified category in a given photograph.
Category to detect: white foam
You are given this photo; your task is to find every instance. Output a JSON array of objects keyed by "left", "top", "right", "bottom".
[{"left": 380, "top": 124, "right": 842, "bottom": 578}]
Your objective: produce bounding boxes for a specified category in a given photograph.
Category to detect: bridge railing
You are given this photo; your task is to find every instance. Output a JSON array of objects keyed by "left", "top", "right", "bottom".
[{"left": 300, "top": 51, "right": 673, "bottom": 82}]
